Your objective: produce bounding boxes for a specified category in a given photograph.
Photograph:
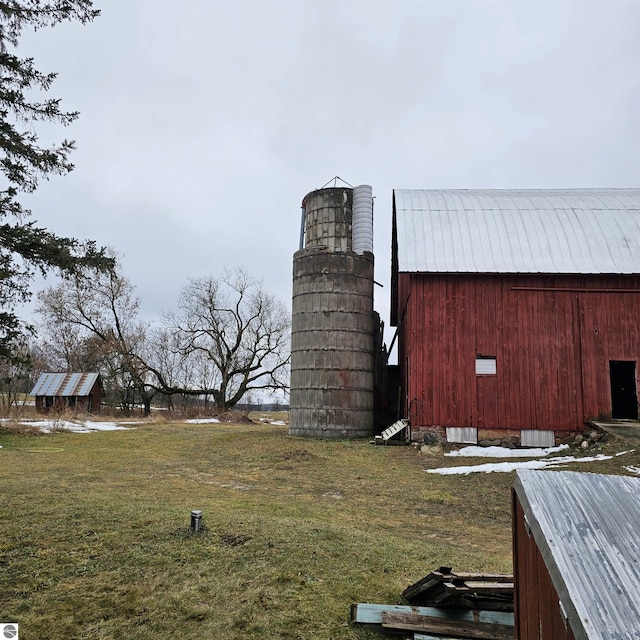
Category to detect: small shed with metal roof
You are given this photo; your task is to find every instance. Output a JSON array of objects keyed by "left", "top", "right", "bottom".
[
  {"left": 30, "top": 372, "right": 104, "bottom": 413},
  {"left": 391, "top": 188, "right": 640, "bottom": 443},
  {"left": 512, "top": 469, "right": 640, "bottom": 640}
]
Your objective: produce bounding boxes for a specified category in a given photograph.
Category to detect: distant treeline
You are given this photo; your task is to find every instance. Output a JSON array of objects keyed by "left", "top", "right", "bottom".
[{"left": 235, "top": 403, "right": 290, "bottom": 412}]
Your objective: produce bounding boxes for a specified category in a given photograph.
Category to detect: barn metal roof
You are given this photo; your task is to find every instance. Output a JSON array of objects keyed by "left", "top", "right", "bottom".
[
  {"left": 514, "top": 470, "right": 640, "bottom": 640},
  {"left": 394, "top": 188, "right": 640, "bottom": 274},
  {"left": 30, "top": 372, "right": 101, "bottom": 397}
]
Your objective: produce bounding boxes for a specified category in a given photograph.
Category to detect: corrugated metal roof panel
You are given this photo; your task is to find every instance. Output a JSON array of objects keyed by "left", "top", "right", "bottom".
[
  {"left": 60, "top": 373, "right": 82, "bottom": 396},
  {"left": 73, "top": 373, "right": 100, "bottom": 397},
  {"left": 514, "top": 470, "right": 640, "bottom": 640},
  {"left": 30, "top": 372, "right": 100, "bottom": 397},
  {"left": 394, "top": 188, "right": 640, "bottom": 274},
  {"left": 30, "top": 373, "right": 66, "bottom": 396}
]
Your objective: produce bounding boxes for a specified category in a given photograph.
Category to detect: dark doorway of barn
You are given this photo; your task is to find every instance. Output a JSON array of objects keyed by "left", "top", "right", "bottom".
[{"left": 610, "top": 361, "right": 638, "bottom": 419}]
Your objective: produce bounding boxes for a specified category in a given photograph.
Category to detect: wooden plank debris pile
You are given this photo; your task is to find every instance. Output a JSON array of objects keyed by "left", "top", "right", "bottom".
[
  {"left": 351, "top": 566, "right": 514, "bottom": 639},
  {"left": 402, "top": 566, "right": 514, "bottom": 611}
]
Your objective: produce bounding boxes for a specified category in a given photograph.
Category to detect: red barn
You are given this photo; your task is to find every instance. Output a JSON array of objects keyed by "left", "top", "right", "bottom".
[{"left": 391, "top": 188, "right": 640, "bottom": 444}]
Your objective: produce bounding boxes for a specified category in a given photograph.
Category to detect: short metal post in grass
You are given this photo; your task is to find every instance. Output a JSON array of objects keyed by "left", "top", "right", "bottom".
[{"left": 190, "top": 509, "right": 203, "bottom": 533}]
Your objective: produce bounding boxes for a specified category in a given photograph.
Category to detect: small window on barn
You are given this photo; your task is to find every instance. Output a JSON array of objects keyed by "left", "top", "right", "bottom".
[{"left": 476, "top": 356, "right": 497, "bottom": 375}]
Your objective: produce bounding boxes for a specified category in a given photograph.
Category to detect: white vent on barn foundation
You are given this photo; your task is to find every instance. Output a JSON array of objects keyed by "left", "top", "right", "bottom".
[
  {"left": 446, "top": 427, "right": 478, "bottom": 444},
  {"left": 521, "top": 430, "right": 555, "bottom": 448}
]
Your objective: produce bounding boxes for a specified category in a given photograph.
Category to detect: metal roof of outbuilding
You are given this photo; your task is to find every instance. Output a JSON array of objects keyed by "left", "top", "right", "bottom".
[
  {"left": 514, "top": 470, "right": 640, "bottom": 640},
  {"left": 394, "top": 188, "right": 640, "bottom": 274},
  {"left": 30, "top": 372, "right": 101, "bottom": 397}
]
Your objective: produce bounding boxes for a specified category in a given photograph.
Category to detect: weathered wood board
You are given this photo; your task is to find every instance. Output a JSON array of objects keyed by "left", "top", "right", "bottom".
[
  {"left": 350, "top": 603, "right": 514, "bottom": 627},
  {"left": 381, "top": 611, "right": 514, "bottom": 640}
]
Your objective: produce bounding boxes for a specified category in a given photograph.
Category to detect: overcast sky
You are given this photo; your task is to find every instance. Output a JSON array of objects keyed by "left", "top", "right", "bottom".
[{"left": 18, "top": 0, "right": 640, "bottom": 348}]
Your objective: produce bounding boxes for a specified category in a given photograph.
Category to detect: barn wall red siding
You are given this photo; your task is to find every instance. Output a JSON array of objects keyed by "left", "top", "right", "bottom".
[{"left": 397, "top": 273, "right": 640, "bottom": 434}]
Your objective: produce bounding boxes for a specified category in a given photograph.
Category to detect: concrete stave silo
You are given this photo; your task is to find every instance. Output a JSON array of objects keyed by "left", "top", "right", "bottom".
[{"left": 289, "top": 185, "right": 375, "bottom": 438}]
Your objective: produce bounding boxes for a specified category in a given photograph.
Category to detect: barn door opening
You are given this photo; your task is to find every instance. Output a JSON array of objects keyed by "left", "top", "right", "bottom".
[{"left": 609, "top": 361, "right": 638, "bottom": 419}]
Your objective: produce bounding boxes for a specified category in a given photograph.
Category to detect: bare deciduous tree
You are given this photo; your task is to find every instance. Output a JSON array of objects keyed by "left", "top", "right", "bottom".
[
  {"left": 0, "top": 338, "right": 31, "bottom": 412},
  {"left": 163, "top": 268, "right": 290, "bottom": 409},
  {"left": 35, "top": 265, "right": 290, "bottom": 414},
  {"left": 35, "top": 262, "right": 155, "bottom": 415}
]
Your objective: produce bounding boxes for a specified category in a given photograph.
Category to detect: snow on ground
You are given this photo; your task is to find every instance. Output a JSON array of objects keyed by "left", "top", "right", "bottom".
[
  {"left": 445, "top": 444, "right": 569, "bottom": 458},
  {"left": 428, "top": 448, "right": 634, "bottom": 475},
  {"left": 78, "top": 421, "right": 132, "bottom": 432},
  {"left": 185, "top": 418, "right": 221, "bottom": 424},
  {"left": 18, "top": 420, "right": 132, "bottom": 434}
]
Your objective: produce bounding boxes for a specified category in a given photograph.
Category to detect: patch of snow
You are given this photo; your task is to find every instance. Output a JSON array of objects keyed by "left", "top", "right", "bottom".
[
  {"left": 427, "top": 453, "right": 619, "bottom": 475},
  {"left": 21, "top": 420, "right": 78, "bottom": 432},
  {"left": 624, "top": 466, "right": 640, "bottom": 475},
  {"left": 18, "top": 420, "right": 131, "bottom": 434},
  {"left": 185, "top": 418, "right": 221, "bottom": 424},
  {"left": 270, "top": 420, "right": 286, "bottom": 426},
  {"left": 445, "top": 444, "right": 569, "bottom": 458},
  {"left": 82, "top": 421, "right": 131, "bottom": 432}
]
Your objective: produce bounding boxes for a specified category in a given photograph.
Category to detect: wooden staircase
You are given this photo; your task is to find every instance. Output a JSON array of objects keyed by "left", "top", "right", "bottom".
[{"left": 374, "top": 419, "right": 410, "bottom": 444}]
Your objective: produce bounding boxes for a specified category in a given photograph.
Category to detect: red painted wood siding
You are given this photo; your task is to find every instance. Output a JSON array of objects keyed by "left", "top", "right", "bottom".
[
  {"left": 512, "top": 492, "right": 577, "bottom": 640},
  {"left": 396, "top": 273, "right": 640, "bottom": 432}
]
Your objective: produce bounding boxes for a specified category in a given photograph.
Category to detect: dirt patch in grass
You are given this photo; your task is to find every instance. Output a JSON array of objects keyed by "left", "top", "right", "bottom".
[{"left": 213, "top": 409, "right": 255, "bottom": 423}]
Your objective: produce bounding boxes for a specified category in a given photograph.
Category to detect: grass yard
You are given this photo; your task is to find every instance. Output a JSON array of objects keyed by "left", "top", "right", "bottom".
[{"left": 0, "top": 418, "right": 637, "bottom": 639}]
